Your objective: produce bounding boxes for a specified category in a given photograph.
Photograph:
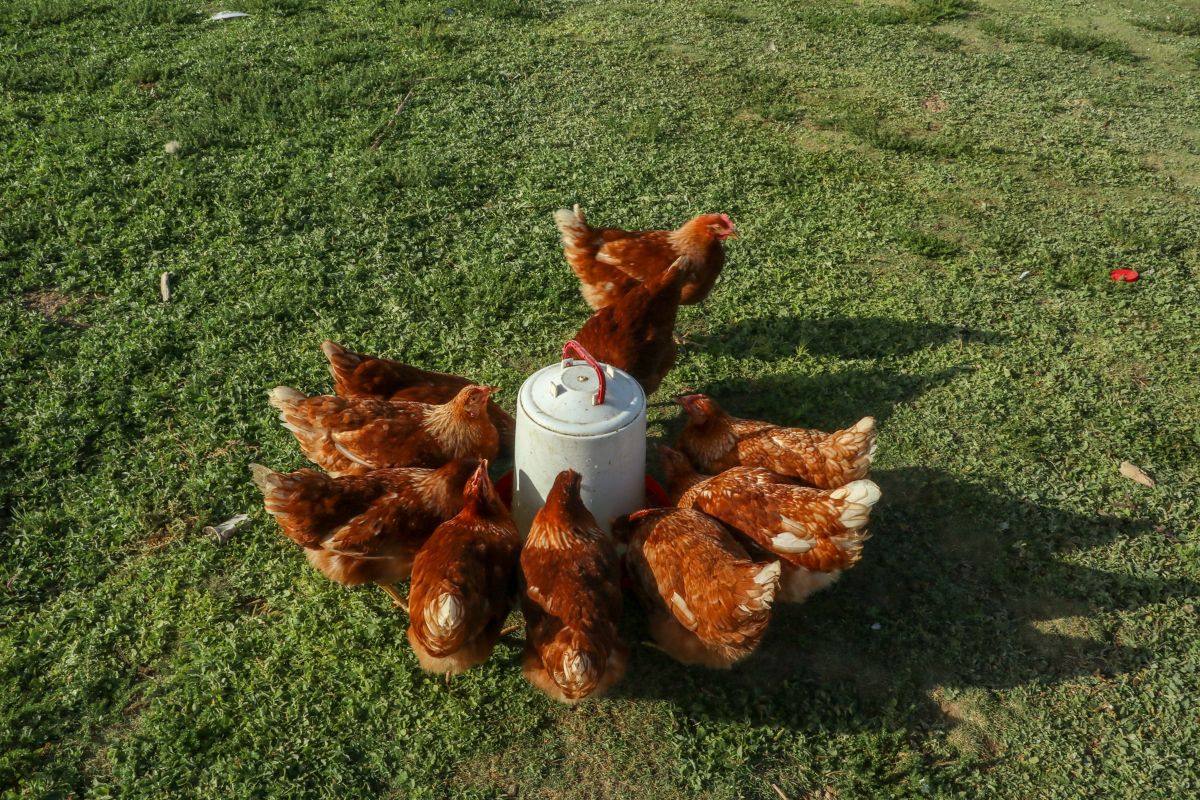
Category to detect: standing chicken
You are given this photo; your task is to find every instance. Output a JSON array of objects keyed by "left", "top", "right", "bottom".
[
  {"left": 555, "top": 206, "right": 737, "bottom": 310},
  {"left": 680, "top": 467, "right": 881, "bottom": 603},
  {"left": 322, "top": 340, "right": 515, "bottom": 451},
  {"left": 268, "top": 384, "right": 500, "bottom": 476},
  {"left": 676, "top": 394, "right": 876, "bottom": 489},
  {"left": 249, "top": 459, "right": 478, "bottom": 607},
  {"left": 571, "top": 259, "right": 687, "bottom": 396},
  {"left": 407, "top": 461, "right": 522, "bottom": 674},
  {"left": 521, "top": 470, "right": 627, "bottom": 703},
  {"left": 614, "top": 507, "right": 780, "bottom": 668}
]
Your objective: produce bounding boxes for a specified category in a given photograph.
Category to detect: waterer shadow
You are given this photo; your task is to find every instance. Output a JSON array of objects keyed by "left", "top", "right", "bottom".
[
  {"left": 613, "top": 315, "right": 1186, "bottom": 731},
  {"left": 607, "top": 469, "right": 1190, "bottom": 732},
  {"left": 687, "top": 314, "right": 1006, "bottom": 363}
]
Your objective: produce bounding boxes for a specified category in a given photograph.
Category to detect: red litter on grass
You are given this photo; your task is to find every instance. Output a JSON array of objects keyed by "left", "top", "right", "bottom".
[{"left": 1110, "top": 269, "right": 1139, "bottom": 283}]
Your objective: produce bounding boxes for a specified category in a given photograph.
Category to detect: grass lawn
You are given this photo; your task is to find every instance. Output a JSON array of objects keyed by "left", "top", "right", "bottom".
[{"left": 3, "top": 0, "right": 1199, "bottom": 796}]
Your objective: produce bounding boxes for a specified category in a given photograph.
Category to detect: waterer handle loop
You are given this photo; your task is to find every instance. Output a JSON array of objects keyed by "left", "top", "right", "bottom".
[{"left": 561, "top": 340, "right": 606, "bottom": 405}]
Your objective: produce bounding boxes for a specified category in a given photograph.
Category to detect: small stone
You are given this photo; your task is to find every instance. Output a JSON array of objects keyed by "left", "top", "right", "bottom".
[{"left": 164, "top": 140, "right": 182, "bottom": 156}]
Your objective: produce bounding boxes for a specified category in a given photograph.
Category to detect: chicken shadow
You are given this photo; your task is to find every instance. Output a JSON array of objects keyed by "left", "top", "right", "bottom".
[
  {"left": 613, "top": 466, "right": 1192, "bottom": 734},
  {"left": 686, "top": 314, "right": 1008, "bottom": 363},
  {"left": 668, "top": 366, "right": 972, "bottom": 431}
]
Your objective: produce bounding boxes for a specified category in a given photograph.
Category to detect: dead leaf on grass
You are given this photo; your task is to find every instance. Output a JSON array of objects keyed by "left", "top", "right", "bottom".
[{"left": 1119, "top": 461, "right": 1155, "bottom": 487}]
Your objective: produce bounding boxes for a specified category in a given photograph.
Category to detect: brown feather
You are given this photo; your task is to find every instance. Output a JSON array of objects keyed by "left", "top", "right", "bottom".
[
  {"left": 571, "top": 260, "right": 687, "bottom": 396},
  {"left": 614, "top": 508, "right": 780, "bottom": 668},
  {"left": 520, "top": 470, "right": 627, "bottom": 703},
  {"left": 322, "top": 340, "right": 515, "bottom": 452},
  {"left": 406, "top": 462, "right": 521, "bottom": 674},
  {"left": 679, "top": 467, "right": 881, "bottom": 576},
  {"left": 554, "top": 208, "right": 735, "bottom": 309},
  {"left": 250, "top": 459, "right": 477, "bottom": 586},
  {"left": 268, "top": 385, "right": 500, "bottom": 475},
  {"left": 677, "top": 395, "right": 877, "bottom": 489}
]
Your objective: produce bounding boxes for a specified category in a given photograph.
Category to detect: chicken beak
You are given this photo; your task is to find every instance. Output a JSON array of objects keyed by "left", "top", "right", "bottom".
[
  {"left": 673, "top": 394, "right": 699, "bottom": 411},
  {"left": 468, "top": 461, "right": 490, "bottom": 493}
]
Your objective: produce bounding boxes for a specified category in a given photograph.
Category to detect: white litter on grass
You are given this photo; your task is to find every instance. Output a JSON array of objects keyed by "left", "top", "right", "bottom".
[
  {"left": 209, "top": 11, "right": 249, "bottom": 21},
  {"left": 1018, "top": 270, "right": 1032, "bottom": 281},
  {"left": 159, "top": 271, "right": 171, "bottom": 303},
  {"left": 1119, "top": 461, "right": 1155, "bottom": 488},
  {"left": 870, "top": 622, "right": 882, "bottom": 631},
  {"left": 205, "top": 513, "right": 250, "bottom": 544}
]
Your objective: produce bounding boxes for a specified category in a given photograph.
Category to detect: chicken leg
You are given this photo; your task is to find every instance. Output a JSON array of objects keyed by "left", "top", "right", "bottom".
[{"left": 378, "top": 582, "right": 409, "bottom": 613}]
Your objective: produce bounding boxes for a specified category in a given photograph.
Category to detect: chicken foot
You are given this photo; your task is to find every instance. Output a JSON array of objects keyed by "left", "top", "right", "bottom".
[{"left": 377, "top": 582, "right": 409, "bottom": 613}]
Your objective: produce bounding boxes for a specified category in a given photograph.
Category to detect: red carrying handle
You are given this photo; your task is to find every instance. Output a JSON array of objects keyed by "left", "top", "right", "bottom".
[{"left": 561, "top": 340, "right": 606, "bottom": 405}]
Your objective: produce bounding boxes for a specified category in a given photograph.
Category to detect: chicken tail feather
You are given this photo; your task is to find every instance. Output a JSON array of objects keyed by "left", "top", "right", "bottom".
[
  {"left": 321, "top": 340, "right": 365, "bottom": 385},
  {"left": 421, "top": 586, "right": 468, "bottom": 653},
  {"left": 821, "top": 416, "right": 877, "bottom": 484},
  {"left": 554, "top": 205, "right": 592, "bottom": 256},
  {"left": 547, "top": 632, "right": 603, "bottom": 699},
  {"left": 249, "top": 463, "right": 345, "bottom": 548},
  {"left": 829, "top": 479, "right": 882, "bottom": 529},
  {"left": 267, "top": 385, "right": 306, "bottom": 413}
]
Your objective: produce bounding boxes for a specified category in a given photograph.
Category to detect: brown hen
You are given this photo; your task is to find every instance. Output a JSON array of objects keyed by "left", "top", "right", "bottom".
[
  {"left": 679, "top": 467, "right": 881, "bottom": 604},
  {"left": 555, "top": 206, "right": 737, "bottom": 310},
  {"left": 250, "top": 459, "right": 478, "bottom": 606},
  {"left": 614, "top": 507, "right": 780, "bottom": 668},
  {"left": 571, "top": 259, "right": 687, "bottom": 396},
  {"left": 676, "top": 394, "right": 876, "bottom": 489},
  {"left": 658, "top": 444, "right": 710, "bottom": 506},
  {"left": 521, "top": 470, "right": 627, "bottom": 703},
  {"left": 268, "top": 384, "right": 499, "bottom": 476},
  {"left": 322, "top": 340, "right": 515, "bottom": 452},
  {"left": 407, "top": 461, "right": 521, "bottom": 674}
]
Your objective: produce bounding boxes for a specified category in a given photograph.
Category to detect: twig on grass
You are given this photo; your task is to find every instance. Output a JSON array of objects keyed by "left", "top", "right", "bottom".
[{"left": 370, "top": 84, "right": 420, "bottom": 151}]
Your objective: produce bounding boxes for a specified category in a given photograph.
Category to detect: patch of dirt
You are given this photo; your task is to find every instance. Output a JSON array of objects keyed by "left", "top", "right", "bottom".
[
  {"left": 205, "top": 440, "right": 259, "bottom": 460},
  {"left": 921, "top": 93, "right": 948, "bottom": 113},
  {"left": 802, "top": 788, "right": 840, "bottom": 800},
  {"left": 22, "top": 290, "right": 95, "bottom": 328},
  {"left": 929, "top": 687, "right": 1004, "bottom": 759},
  {"left": 447, "top": 703, "right": 687, "bottom": 800}
]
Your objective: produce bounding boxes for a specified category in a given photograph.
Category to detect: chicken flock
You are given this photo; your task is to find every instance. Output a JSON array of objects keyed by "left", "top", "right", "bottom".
[{"left": 251, "top": 208, "right": 881, "bottom": 703}]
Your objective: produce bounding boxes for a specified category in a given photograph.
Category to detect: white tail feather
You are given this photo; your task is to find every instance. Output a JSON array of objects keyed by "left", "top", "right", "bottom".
[
  {"left": 771, "top": 532, "right": 814, "bottom": 553},
  {"left": 831, "top": 479, "right": 881, "bottom": 508},
  {"left": 561, "top": 650, "right": 592, "bottom": 688},
  {"left": 333, "top": 440, "right": 376, "bottom": 469},
  {"left": 754, "top": 560, "right": 782, "bottom": 585},
  {"left": 268, "top": 385, "right": 306, "bottom": 410},
  {"left": 554, "top": 206, "right": 589, "bottom": 246},
  {"left": 671, "top": 592, "right": 698, "bottom": 628},
  {"left": 426, "top": 593, "right": 464, "bottom": 638}
]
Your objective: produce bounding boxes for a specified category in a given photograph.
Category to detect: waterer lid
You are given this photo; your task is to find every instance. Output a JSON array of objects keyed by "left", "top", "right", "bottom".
[{"left": 519, "top": 341, "right": 645, "bottom": 437}]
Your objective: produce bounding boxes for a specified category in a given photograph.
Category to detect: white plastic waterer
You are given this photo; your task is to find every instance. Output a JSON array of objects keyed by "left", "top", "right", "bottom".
[{"left": 512, "top": 340, "right": 647, "bottom": 537}]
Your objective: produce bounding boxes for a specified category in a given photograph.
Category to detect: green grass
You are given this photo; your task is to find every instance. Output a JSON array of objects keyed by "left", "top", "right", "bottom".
[
  {"left": 868, "top": 0, "right": 977, "bottom": 26},
  {"left": 1134, "top": 14, "right": 1200, "bottom": 37},
  {"left": 1043, "top": 28, "right": 1140, "bottom": 63},
  {"left": 2, "top": 0, "right": 1200, "bottom": 797}
]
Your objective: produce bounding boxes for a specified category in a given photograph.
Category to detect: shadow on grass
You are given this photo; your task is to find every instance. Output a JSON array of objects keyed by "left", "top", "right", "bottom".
[
  {"left": 691, "top": 315, "right": 1007, "bottom": 363},
  {"left": 614, "top": 466, "right": 1189, "bottom": 733},
  {"left": 662, "top": 366, "right": 972, "bottom": 432}
]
